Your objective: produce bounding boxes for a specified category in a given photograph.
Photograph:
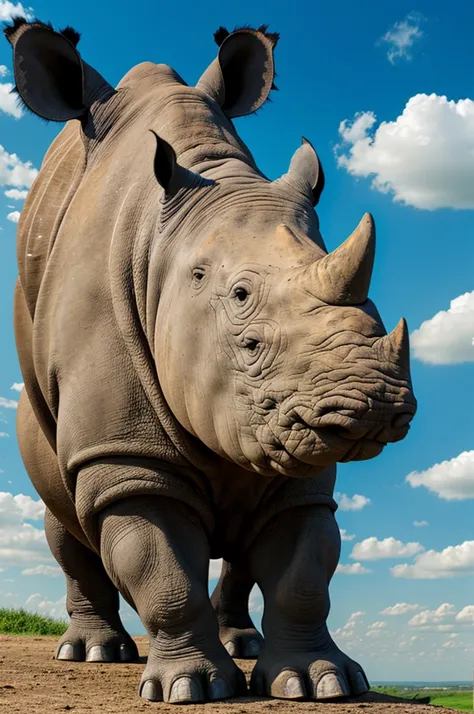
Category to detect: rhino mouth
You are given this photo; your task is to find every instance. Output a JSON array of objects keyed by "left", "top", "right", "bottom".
[{"left": 252, "top": 407, "right": 411, "bottom": 477}]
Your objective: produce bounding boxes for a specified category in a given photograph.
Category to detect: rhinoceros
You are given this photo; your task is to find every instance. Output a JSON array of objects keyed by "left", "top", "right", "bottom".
[{"left": 7, "top": 17, "right": 416, "bottom": 704}]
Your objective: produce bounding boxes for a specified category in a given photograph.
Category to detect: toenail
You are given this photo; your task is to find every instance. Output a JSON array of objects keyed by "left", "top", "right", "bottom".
[
  {"left": 283, "top": 675, "right": 305, "bottom": 698},
  {"left": 140, "top": 680, "right": 162, "bottom": 701},
  {"left": 224, "top": 640, "right": 238, "bottom": 657},
  {"left": 169, "top": 676, "right": 203, "bottom": 703},
  {"left": 316, "top": 672, "right": 349, "bottom": 699},
  {"left": 354, "top": 671, "right": 370, "bottom": 694},
  {"left": 57, "top": 643, "right": 76, "bottom": 661},
  {"left": 243, "top": 639, "right": 262, "bottom": 657},
  {"left": 209, "top": 678, "right": 231, "bottom": 700},
  {"left": 85, "top": 645, "right": 113, "bottom": 662}
]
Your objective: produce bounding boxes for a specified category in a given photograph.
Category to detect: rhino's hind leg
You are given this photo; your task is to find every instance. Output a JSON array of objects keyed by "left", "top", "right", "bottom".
[
  {"left": 248, "top": 505, "right": 370, "bottom": 701},
  {"left": 45, "top": 509, "right": 138, "bottom": 663},
  {"left": 98, "top": 495, "right": 247, "bottom": 704},
  {"left": 210, "top": 560, "right": 264, "bottom": 659}
]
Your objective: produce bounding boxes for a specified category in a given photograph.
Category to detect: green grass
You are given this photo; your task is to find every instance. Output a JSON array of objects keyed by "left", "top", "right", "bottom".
[
  {"left": 373, "top": 686, "right": 473, "bottom": 712},
  {"left": 0, "top": 608, "right": 68, "bottom": 636}
]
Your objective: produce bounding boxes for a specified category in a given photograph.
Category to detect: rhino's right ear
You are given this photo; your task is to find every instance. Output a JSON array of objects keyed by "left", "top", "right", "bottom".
[
  {"left": 4, "top": 17, "right": 113, "bottom": 122},
  {"left": 196, "top": 25, "right": 278, "bottom": 119}
]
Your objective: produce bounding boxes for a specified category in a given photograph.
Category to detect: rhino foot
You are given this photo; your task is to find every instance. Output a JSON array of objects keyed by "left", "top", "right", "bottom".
[
  {"left": 221, "top": 626, "right": 264, "bottom": 659},
  {"left": 56, "top": 625, "right": 138, "bottom": 663},
  {"left": 139, "top": 639, "right": 247, "bottom": 703},
  {"left": 250, "top": 643, "right": 369, "bottom": 700}
]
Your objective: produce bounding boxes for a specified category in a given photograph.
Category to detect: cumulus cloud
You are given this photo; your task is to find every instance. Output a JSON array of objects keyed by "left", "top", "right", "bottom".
[
  {"left": 0, "top": 396, "right": 18, "bottom": 408},
  {"left": 335, "top": 493, "right": 371, "bottom": 511},
  {"left": 5, "top": 188, "right": 27, "bottom": 201},
  {"left": 456, "top": 606, "right": 474, "bottom": 624},
  {"left": 22, "top": 564, "right": 61, "bottom": 577},
  {"left": 378, "top": 12, "right": 424, "bottom": 64},
  {"left": 408, "top": 604, "right": 456, "bottom": 628},
  {"left": 333, "top": 610, "right": 365, "bottom": 640},
  {"left": 351, "top": 536, "right": 424, "bottom": 561},
  {"left": 7, "top": 210, "right": 20, "bottom": 223},
  {"left": 0, "top": 145, "right": 38, "bottom": 189},
  {"left": 0, "top": 432, "right": 8, "bottom": 438},
  {"left": 392, "top": 540, "right": 474, "bottom": 579},
  {"left": 10, "top": 382, "right": 24, "bottom": 392},
  {"left": 336, "top": 562, "right": 372, "bottom": 575},
  {"left": 0, "top": 1, "right": 33, "bottom": 21},
  {"left": 0, "top": 82, "right": 23, "bottom": 119},
  {"left": 336, "top": 94, "right": 474, "bottom": 210},
  {"left": 25, "top": 593, "right": 67, "bottom": 621},
  {"left": 0, "top": 66, "right": 8, "bottom": 77},
  {"left": 406, "top": 451, "right": 474, "bottom": 501},
  {"left": 209, "top": 559, "right": 223, "bottom": 579},
  {"left": 410, "top": 292, "right": 474, "bottom": 365},
  {"left": 0, "top": 492, "right": 50, "bottom": 566},
  {"left": 381, "top": 603, "right": 420, "bottom": 616},
  {"left": 249, "top": 585, "right": 263, "bottom": 614},
  {"left": 414, "top": 520, "right": 429, "bottom": 527},
  {"left": 340, "top": 529, "right": 356, "bottom": 541}
]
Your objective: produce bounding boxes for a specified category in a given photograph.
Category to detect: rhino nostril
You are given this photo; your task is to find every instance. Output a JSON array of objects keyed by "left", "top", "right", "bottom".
[{"left": 391, "top": 412, "right": 413, "bottom": 429}]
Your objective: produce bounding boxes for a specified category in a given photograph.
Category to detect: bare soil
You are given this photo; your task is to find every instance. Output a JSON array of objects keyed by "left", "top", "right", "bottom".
[{"left": 0, "top": 635, "right": 453, "bottom": 713}]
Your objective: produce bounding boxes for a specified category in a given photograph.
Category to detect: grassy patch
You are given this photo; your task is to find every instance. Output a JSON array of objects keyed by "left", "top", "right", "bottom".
[
  {"left": 373, "top": 686, "right": 473, "bottom": 712},
  {"left": 0, "top": 608, "right": 67, "bottom": 636}
]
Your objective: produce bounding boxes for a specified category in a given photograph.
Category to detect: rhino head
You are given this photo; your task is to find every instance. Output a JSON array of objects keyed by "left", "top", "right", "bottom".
[
  {"left": 6, "top": 18, "right": 416, "bottom": 478},
  {"left": 155, "top": 147, "right": 417, "bottom": 476}
]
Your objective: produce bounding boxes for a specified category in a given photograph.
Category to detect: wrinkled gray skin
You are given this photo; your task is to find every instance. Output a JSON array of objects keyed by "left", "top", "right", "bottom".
[{"left": 8, "top": 17, "right": 417, "bottom": 704}]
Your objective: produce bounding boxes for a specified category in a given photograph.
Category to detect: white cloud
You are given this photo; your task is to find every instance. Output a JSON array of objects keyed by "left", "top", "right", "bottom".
[
  {"left": 25, "top": 593, "right": 67, "bottom": 620},
  {"left": 0, "top": 82, "right": 23, "bottom": 118},
  {"left": 333, "top": 610, "right": 365, "bottom": 640},
  {"left": 0, "top": 145, "right": 38, "bottom": 189},
  {"left": 410, "top": 292, "right": 474, "bottom": 365},
  {"left": 408, "top": 604, "right": 456, "bottom": 628},
  {"left": 455, "top": 606, "right": 474, "bottom": 624},
  {"left": 22, "top": 564, "right": 61, "bottom": 577},
  {"left": 366, "top": 621, "right": 388, "bottom": 637},
  {"left": 392, "top": 541, "right": 474, "bottom": 579},
  {"left": 5, "top": 189, "right": 27, "bottom": 201},
  {"left": 0, "top": 396, "right": 18, "bottom": 408},
  {"left": 335, "top": 493, "right": 371, "bottom": 511},
  {"left": 209, "top": 558, "right": 223, "bottom": 579},
  {"left": 0, "top": 66, "right": 8, "bottom": 77},
  {"left": 0, "top": 492, "right": 50, "bottom": 566},
  {"left": 0, "top": 1, "right": 33, "bottom": 21},
  {"left": 406, "top": 451, "right": 474, "bottom": 501},
  {"left": 336, "top": 94, "right": 474, "bottom": 210},
  {"left": 10, "top": 382, "right": 24, "bottom": 392},
  {"left": 0, "top": 432, "right": 9, "bottom": 438},
  {"left": 414, "top": 520, "right": 429, "bottom": 528},
  {"left": 351, "top": 537, "right": 424, "bottom": 561},
  {"left": 7, "top": 210, "right": 20, "bottom": 223},
  {"left": 378, "top": 12, "right": 424, "bottom": 64},
  {"left": 249, "top": 585, "right": 263, "bottom": 614},
  {"left": 336, "top": 562, "right": 372, "bottom": 575},
  {"left": 381, "top": 603, "right": 420, "bottom": 616},
  {"left": 340, "top": 528, "right": 356, "bottom": 541}
]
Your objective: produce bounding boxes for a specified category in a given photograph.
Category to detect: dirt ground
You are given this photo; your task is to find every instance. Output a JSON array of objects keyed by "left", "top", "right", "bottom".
[{"left": 0, "top": 635, "right": 455, "bottom": 713}]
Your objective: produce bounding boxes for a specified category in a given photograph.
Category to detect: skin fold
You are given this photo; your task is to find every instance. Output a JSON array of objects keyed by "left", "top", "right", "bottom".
[{"left": 8, "top": 18, "right": 416, "bottom": 704}]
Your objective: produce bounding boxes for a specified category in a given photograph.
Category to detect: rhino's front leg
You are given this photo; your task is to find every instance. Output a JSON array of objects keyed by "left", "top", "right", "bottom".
[
  {"left": 211, "top": 560, "right": 264, "bottom": 658},
  {"left": 98, "top": 496, "right": 246, "bottom": 703},
  {"left": 249, "top": 505, "right": 370, "bottom": 701}
]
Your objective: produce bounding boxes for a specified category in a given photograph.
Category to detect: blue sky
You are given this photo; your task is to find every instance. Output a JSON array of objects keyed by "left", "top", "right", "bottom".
[{"left": 0, "top": 0, "right": 473, "bottom": 683}]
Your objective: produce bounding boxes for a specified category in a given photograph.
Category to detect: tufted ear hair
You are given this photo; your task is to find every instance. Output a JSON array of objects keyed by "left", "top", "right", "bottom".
[
  {"left": 196, "top": 25, "right": 278, "bottom": 119},
  {"left": 3, "top": 17, "right": 113, "bottom": 122}
]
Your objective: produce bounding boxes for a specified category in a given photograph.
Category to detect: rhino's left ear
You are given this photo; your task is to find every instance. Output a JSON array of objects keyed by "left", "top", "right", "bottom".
[
  {"left": 151, "top": 132, "right": 214, "bottom": 197},
  {"left": 4, "top": 17, "right": 113, "bottom": 122},
  {"left": 196, "top": 25, "right": 278, "bottom": 119}
]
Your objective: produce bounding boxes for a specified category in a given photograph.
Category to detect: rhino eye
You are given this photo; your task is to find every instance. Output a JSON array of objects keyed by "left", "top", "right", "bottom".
[
  {"left": 244, "top": 338, "right": 260, "bottom": 351},
  {"left": 234, "top": 287, "right": 248, "bottom": 302},
  {"left": 192, "top": 268, "right": 205, "bottom": 282}
]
